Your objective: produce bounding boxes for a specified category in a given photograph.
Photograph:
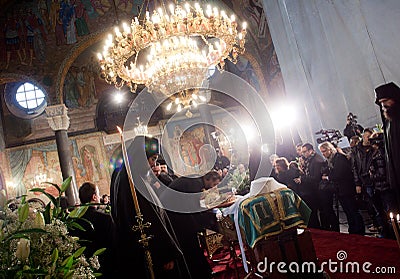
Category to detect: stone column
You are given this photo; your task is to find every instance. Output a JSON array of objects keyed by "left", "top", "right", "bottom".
[{"left": 46, "top": 104, "right": 79, "bottom": 206}]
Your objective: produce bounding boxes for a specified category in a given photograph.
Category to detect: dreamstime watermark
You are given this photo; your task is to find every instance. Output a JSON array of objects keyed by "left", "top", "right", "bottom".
[{"left": 257, "top": 250, "right": 396, "bottom": 275}]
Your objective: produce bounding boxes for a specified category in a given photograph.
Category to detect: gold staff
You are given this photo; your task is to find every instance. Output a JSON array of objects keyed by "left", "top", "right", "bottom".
[{"left": 117, "top": 126, "right": 155, "bottom": 279}]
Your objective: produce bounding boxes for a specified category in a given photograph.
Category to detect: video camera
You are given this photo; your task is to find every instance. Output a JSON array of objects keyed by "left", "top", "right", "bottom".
[
  {"left": 369, "top": 133, "right": 384, "bottom": 147},
  {"left": 347, "top": 112, "right": 358, "bottom": 126},
  {"left": 315, "top": 129, "right": 344, "bottom": 145}
]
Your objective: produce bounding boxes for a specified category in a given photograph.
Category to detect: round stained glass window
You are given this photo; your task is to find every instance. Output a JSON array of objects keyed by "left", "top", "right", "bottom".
[
  {"left": 16, "top": 82, "right": 46, "bottom": 109},
  {"left": 4, "top": 81, "right": 48, "bottom": 119}
]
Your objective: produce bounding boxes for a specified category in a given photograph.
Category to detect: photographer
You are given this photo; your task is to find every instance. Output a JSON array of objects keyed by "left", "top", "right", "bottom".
[
  {"left": 368, "top": 132, "right": 397, "bottom": 238},
  {"left": 343, "top": 113, "right": 364, "bottom": 140},
  {"left": 351, "top": 128, "right": 378, "bottom": 232}
]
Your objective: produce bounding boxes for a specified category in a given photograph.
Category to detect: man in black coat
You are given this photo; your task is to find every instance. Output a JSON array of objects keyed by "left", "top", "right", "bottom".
[
  {"left": 110, "top": 136, "right": 185, "bottom": 278},
  {"left": 319, "top": 142, "right": 365, "bottom": 235},
  {"left": 375, "top": 82, "right": 400, "bottom": 209},
  {"left": 159, "top": 171, "right": 221, "bottom": 279},
  {"left": 74, "top": 182, "right": 114, "bottom": 278},
  {"left": 294, "top": 143, "right": 325, "bottom": 228}
]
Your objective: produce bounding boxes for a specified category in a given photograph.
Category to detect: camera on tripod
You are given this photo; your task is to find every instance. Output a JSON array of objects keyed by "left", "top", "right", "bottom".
[{"left": 369, "top": 133, "right": 384, "bottom": 147}]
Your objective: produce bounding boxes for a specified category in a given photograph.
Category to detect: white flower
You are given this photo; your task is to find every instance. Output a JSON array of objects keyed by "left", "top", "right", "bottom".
[
  {"left": 15, "top": 238, "right": 30, "bottom": 262},
  {"left": 33, "top": 212, "right": 45, "bottom": 229}
]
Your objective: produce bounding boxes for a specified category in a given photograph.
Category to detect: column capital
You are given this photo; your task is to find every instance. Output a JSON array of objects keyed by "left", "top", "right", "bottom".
[{"left": 45, "top": 104, "right": 70, "bottom": 131}]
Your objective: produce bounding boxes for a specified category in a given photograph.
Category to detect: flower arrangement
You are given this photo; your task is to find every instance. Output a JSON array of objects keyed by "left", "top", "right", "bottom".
[
  {"left": 0, "top": 177, "right": 104, "bottom": 278},
  {"left": 227, "top": 168, "right": 251, "bottom": 195}
]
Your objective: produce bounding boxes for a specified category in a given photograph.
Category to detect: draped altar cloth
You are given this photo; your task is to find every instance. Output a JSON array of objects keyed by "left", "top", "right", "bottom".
[
  {"left": 238, "top": 188, "right": 310, "bottom": 249},
  {"left": 222, "top": 177, "right": 311, "bottom": 273}
]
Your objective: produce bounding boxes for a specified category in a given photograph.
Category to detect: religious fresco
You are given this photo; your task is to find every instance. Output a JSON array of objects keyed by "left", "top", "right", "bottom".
[
  {"left": 63, "top": 42, "right": 104, "bottom": 109},
  {"left": 164, "top": 108, "right": 250, "bottom": 176},
  {"left": 226, "top": 55, "right": 261, "bottom": 93},
  {"left": 166, "top": 122, "right": 212, "bottom": 176},
  {"left": 75, "top": 133, "right": 110, "bottom": 194},
  {"left": 104, "top": 143, "right": 123, "bottom": 174},
  {"left": 231, "top": 0, "right": 285, "bottom": 98},
  {"left": 0, "top": 132, "right": 110, "bottom": 201}
]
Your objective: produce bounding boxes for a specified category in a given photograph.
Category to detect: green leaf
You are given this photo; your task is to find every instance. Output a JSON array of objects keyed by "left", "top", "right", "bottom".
[
  {"left": 51, "top": 248, "right": 59, "bottom": 264},
  {"left": 53, "top": 206, "right": 61, "bottom": 218},
  {"left": 61, "top": 177, "right": 72, "bottom": 193},
  {"left": 18, "top": 203, "right": 29, "bottom": 223},
  {"left": 61, "top": 255, "right": 74, "bottom": 267},
  {"left": 68, "top": 221, "right": 86, "bottom": 232},
  {"left": 44, "top": 203, "right": 51, "bottom": 224},
  {"left": 51, "top": 247, "right": 58, "bottom": 266},
  {"left": 94, "top": 273, "right": 103, "bottom": 277},
  {"left": 93, "top": 248, "right": 106, "bottom": 256},
  {"left": 4, "top": 233, "right": 29, "bottom": 242},
  {"left": 68, "top": 205, "right": 88, "bottom": 219},
  {"left": 73, "top": 246, "right": 86, "bottom": 258},
  {"left": 30, "top": 188, "right": 57, "bottom": 206},
  {"left": 4, "top": 228, "right": 47, "bottom": 242}
]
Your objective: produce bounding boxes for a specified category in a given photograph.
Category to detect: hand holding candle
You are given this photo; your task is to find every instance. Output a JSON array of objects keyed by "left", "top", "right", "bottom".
[{"left": 390, "top": 212, "right": 400, "bottom": 249}]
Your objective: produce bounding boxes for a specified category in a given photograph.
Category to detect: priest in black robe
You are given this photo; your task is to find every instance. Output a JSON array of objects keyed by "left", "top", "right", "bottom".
[{"left": 375, "top": 82, "right": 400, "bottom": 210}]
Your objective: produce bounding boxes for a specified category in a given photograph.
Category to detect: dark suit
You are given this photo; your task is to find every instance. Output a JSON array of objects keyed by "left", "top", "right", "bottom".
[
  {"left": 111, "top": 166, "right": 183, "bottom": 278},
  {"left": 330, "top": 152, "right": 365, "bottom": 234},
  {"left": 160, "top": 176, "right": 214, "bottom": 279},
  {"left": 72, "top": 207, "right": 114, "bottom": 278},
  {"left": 300, "top": 153, "right": 326, "bottom": 228}
]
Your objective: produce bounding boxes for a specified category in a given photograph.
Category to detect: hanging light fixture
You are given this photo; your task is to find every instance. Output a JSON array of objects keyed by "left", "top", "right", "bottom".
[{"left": 98, "top": 1, "right": 247, "bottom": 96}]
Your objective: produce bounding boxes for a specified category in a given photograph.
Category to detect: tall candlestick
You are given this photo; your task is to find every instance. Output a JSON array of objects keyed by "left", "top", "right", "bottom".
[
  {"left": 117, "top": 126, "right": 154, "bottom": 279},
  {"left": 390, "top": 212, "right": 400, "bottom": 249}
]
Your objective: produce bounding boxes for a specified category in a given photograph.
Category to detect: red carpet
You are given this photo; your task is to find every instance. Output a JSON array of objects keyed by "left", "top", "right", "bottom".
[
  {"left": 310, "top": 229, "right": 400, "bottom": 279},
  {"left": 209, "top": 229, "right": 400, "bottom": 278}
]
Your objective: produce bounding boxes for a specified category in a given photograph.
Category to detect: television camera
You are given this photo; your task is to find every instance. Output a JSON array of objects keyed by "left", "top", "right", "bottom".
[
  {"left": 315, "top": 129, "right": 348, "bottom": 148},
  {"left": 347, "top": 112, "right": 358, "bottom": 126}
]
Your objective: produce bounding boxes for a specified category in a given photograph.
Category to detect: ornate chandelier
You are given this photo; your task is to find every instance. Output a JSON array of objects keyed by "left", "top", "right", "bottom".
[{"left": 98, "top": 1, "right": 247, "bottom": 96}]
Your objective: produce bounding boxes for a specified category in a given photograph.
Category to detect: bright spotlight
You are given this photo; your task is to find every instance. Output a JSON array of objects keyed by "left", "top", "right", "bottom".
[
  {"left": 114, "top": 92, "right": 123, "bottom": 103},
  {"left": 270, "top": 105, "right": 296, "bottom": 129},
  {"left": 240, "top": 123, "right": 256, "bottom": 142}
]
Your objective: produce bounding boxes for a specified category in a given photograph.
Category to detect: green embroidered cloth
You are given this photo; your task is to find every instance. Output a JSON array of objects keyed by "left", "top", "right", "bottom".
[{"left": 238, "top": 189, "right": 311, "bottom": 248}]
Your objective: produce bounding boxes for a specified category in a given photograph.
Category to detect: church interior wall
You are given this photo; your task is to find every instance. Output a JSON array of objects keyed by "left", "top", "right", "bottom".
[{"left": 0, "top": 0, "right": 283, "bottom": 199}]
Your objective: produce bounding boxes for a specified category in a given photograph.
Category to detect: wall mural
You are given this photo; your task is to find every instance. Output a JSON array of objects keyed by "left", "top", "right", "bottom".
[
  {"left": 0, "top": 132, "right": 111, "bottom": 201},
  {"left": 164, "top": 109, "right": 250, "bottom": 176},
  {"left": 63, "top": 44, "right": 102, "bottom": 109},
  {"left": 226, "top": 55, "right": 261, "bottom": 93}
]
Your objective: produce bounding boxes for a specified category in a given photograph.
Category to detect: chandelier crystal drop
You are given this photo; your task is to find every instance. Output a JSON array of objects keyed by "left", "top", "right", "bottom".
[
  {"left": 133, "top": 116, "right": 150, "bottom": 136},
  {"left": 98, "top": 1, "right": 247, "bottom": 96},
  {"left": 166, "top": 88, "right": 207, "bottom": 113}
]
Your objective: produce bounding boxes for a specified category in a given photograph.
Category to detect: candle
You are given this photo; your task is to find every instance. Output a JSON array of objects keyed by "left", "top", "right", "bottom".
[
  {"left": 116, "top": 126, "right": 141, "bottom": 216},
  {"left": 390, "top": 212, "right": 400, "bottom": 249}
]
